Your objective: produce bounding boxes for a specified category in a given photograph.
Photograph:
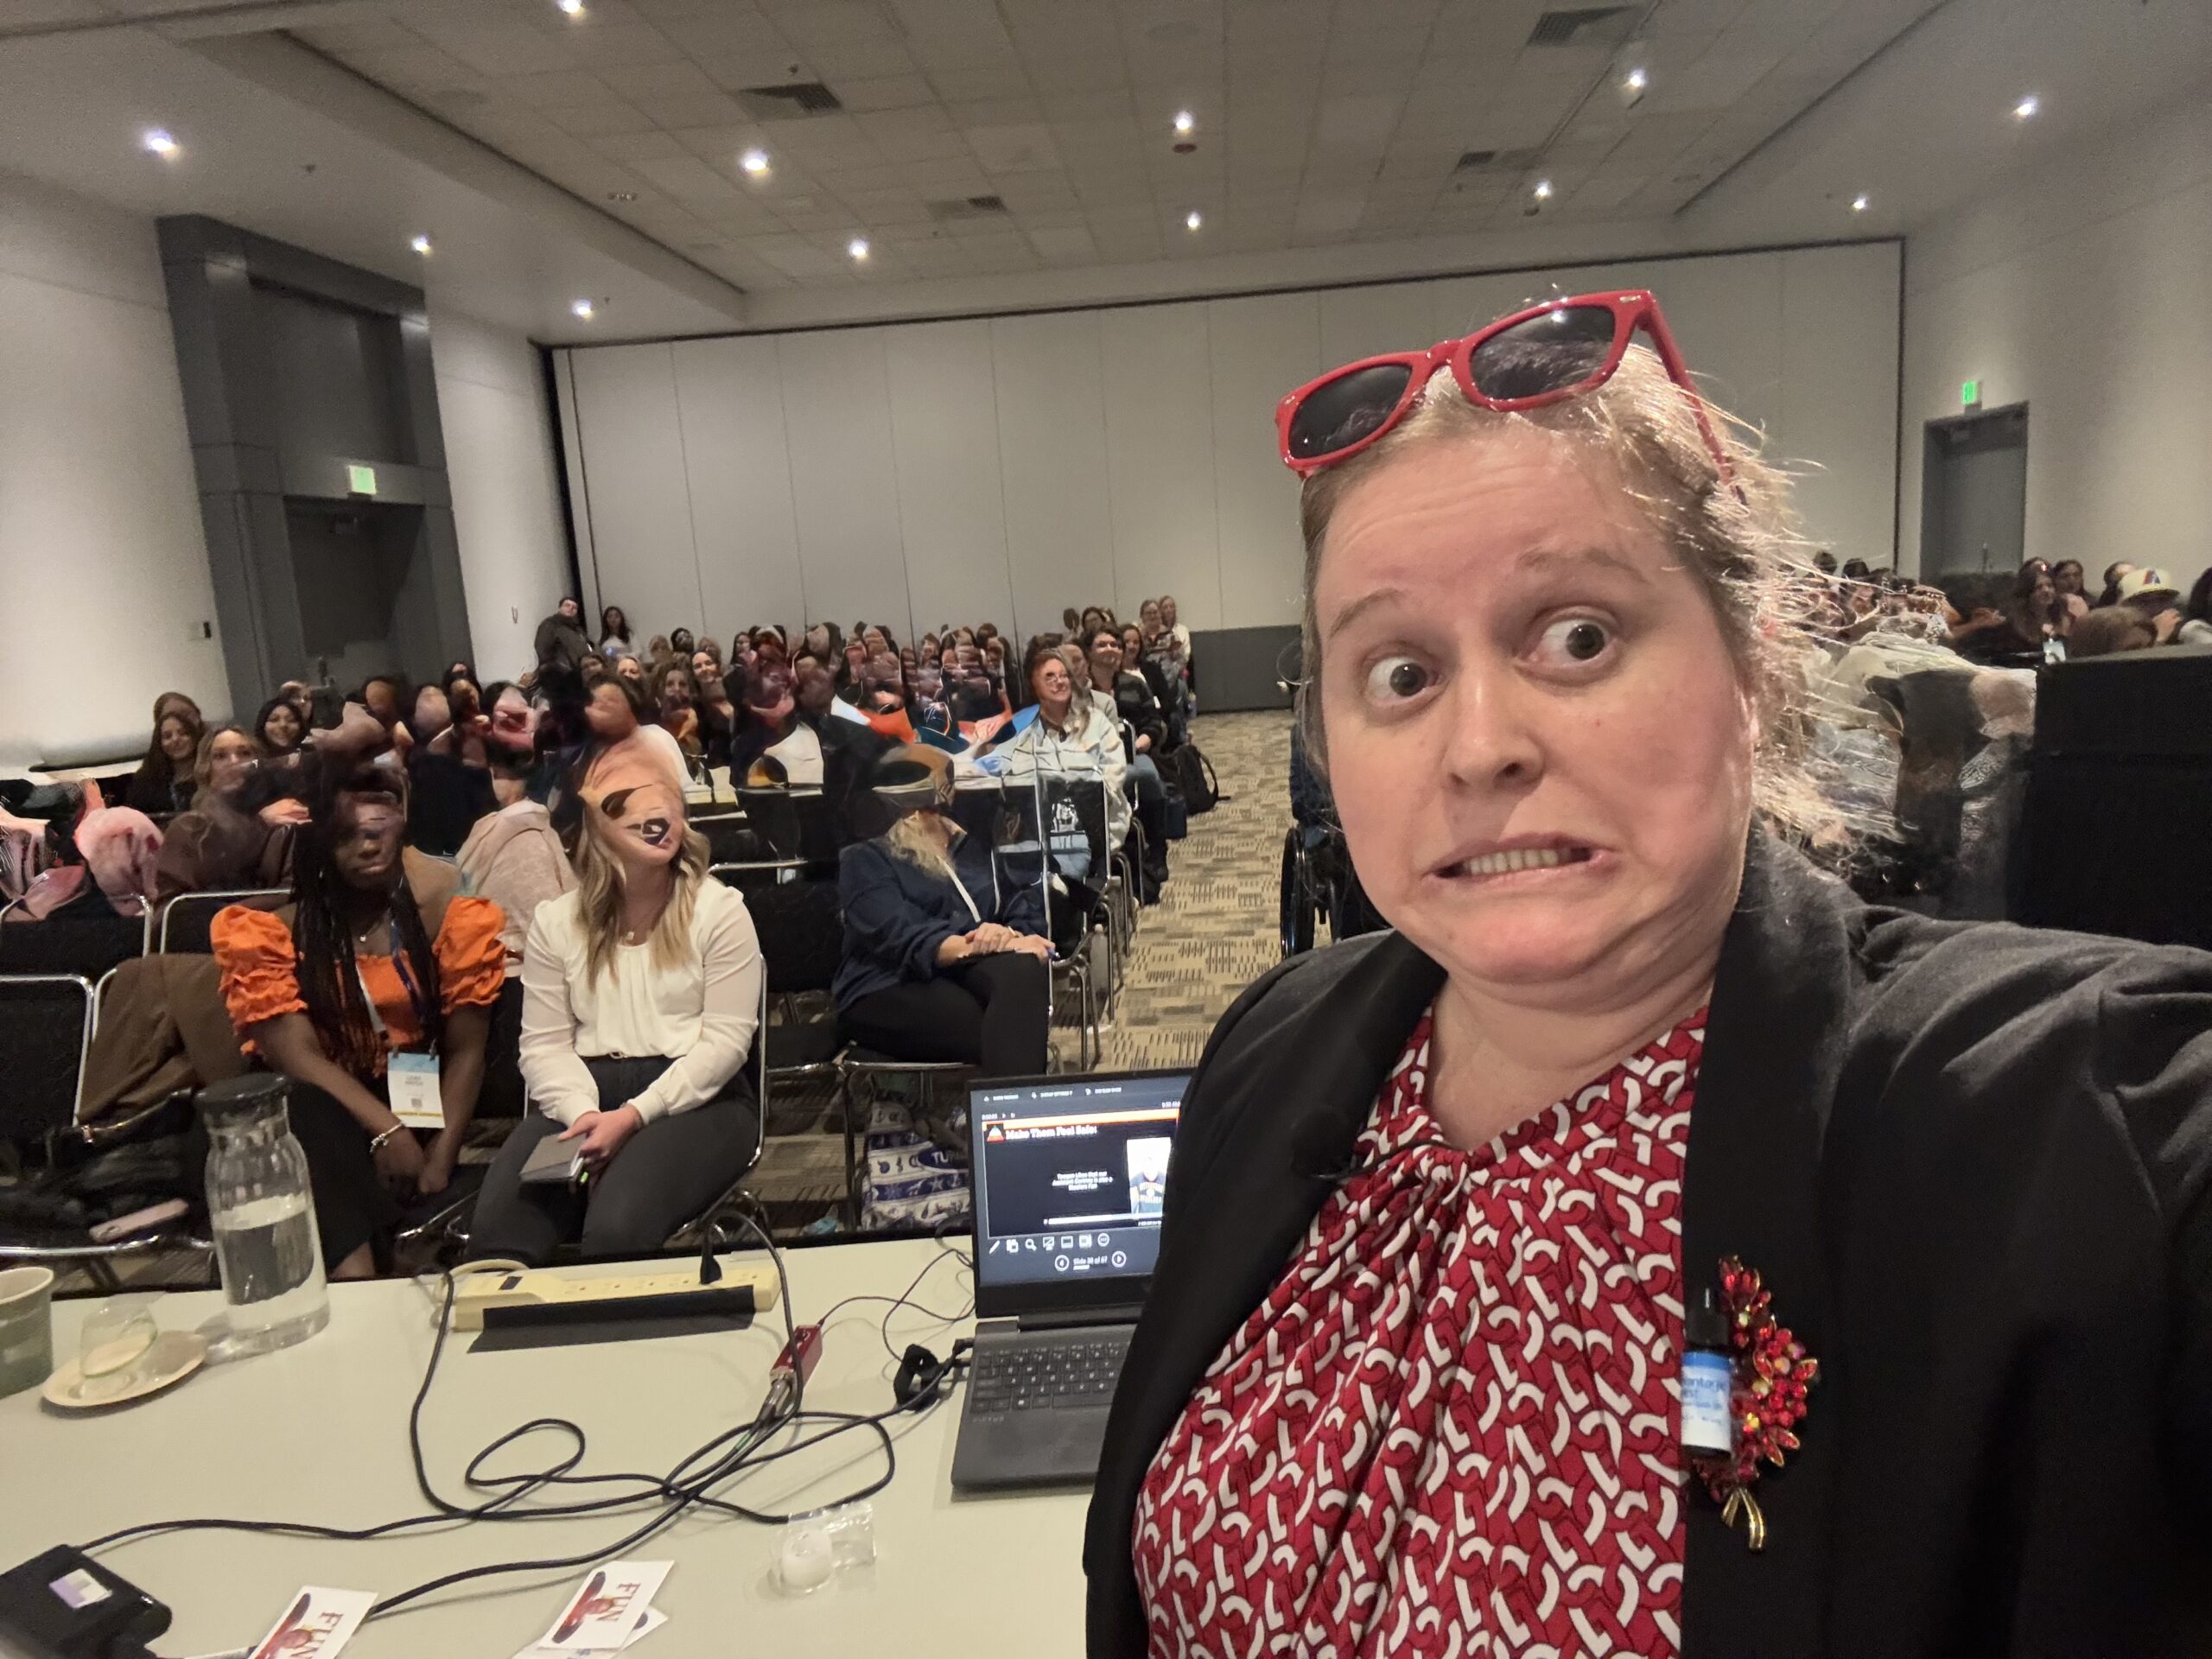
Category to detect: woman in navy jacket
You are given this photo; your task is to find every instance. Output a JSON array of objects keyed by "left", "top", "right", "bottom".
[{"left": 834, "top": 746, "right": 1052, "bottom": 1077}]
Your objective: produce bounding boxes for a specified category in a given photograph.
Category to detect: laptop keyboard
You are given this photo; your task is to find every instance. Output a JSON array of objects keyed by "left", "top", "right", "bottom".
[{"left": 969, "top": 1335, "right": 1130, "bottom": 1415}]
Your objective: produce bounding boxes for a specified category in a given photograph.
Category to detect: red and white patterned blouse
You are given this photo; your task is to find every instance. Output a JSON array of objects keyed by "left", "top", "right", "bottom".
[{"left": 1132, "top": 1008, "right": 1706, "bottom": 1658}]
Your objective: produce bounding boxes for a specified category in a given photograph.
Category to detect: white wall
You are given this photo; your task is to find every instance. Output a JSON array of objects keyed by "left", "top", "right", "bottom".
[
  {"left": 556, "top": 241, "right": 1901, "bottom": 647},
  {"left": 1898, "top": 91, "right": 2212, "bottom": 596},
  {"left": 429, "top": 307, "right": 571, "bottom": 683},
  {"left": 0, "top": 169, "right": 222, "bottom": 767}
]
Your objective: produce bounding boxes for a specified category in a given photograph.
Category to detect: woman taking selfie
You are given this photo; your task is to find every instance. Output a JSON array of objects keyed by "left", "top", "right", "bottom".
[
  {"left": 213, "top": 752, "right": 505, "bottom": 1276},
  {"left": 1086, "top": 292, "right": 2212, "bottom": 1656},
  {"left": 469, "top": 734, "right": 762, "bottom": 1263}
]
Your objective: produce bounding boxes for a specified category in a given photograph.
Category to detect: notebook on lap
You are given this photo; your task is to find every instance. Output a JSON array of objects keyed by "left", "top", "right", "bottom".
[{"left": 949, "top": 1070, "right": 1190, "bottom": 1492}]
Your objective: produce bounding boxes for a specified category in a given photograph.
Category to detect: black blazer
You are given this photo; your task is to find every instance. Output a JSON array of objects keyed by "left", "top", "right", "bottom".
[{"left": 1085, "top": 834, "right": 2212, "bottom": 1656}]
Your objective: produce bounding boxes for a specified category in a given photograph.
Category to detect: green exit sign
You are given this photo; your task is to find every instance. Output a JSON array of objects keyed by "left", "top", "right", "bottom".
[
  {"left": 1960, "top": 379, "right": 1981, "bottom": 409},
  {"left": 346, "top": 463, "right": 378, "bottom": 496}
]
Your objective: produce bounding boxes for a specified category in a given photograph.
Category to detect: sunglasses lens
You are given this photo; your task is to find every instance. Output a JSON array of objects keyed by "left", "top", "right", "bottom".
[
  {"left": 1467, "top": 304, "right": 1618, "bottom": 402},
  {"left": 1287, "top": 361, "right": 1415, "bottom": 461}
]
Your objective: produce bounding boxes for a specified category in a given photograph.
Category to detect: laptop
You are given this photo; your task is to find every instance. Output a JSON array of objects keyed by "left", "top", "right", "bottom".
[{"left": 949, "top": 1069, "right": 1191, "bottom": 1492}]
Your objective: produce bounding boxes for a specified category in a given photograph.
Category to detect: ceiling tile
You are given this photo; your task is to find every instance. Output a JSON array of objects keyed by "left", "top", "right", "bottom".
[
  {"left": 409, "top": 21, "right": 578, "bottom": 79},
  {"left": 964, "top": 122, "right": 1060, "bottom": 174},
  {"left": 799, "top": 39, "right": 919, "bottom": 79},
  {"left": 832, "top": 73, "right": 938, "bottom": 111},
  {"left": 591, "top": 128, "right": 691, "bottom": 162},
  {"left": 542, "top": 100, "right": 662, "bottom": 138},
  {"left": 596, "top": 58, "right": 726, "bottom": 103},
  {"left": 756, "top": 113, "right": 882, "bottom": 168},
  {"left": 498, "top": 69, "right": 616, "bottom": 108},
  {"left": 1029, "top": 224, "right": 1099, "bottom": 263},
  {"left": 925, "top": 62, "right": 1034, "bottom": 102}
]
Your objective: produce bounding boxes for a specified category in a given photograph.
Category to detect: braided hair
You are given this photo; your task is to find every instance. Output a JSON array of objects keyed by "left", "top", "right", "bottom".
[{"left": 289, "top": 762, "right": 443, "bottom": 1077}]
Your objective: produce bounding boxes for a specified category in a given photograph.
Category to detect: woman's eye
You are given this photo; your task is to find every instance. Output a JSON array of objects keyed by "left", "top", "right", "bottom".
[
  {"left": 1534, "top": 617, "right": 1614, "bottom": 668},
  {"left": 1363, "top": 656, "right": 1433, "bottom": 702}
]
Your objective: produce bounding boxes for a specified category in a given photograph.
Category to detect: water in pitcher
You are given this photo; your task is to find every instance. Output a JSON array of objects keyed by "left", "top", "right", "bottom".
[{"left": 210, "top": 1191, "right": 329, "bottom": 1353}]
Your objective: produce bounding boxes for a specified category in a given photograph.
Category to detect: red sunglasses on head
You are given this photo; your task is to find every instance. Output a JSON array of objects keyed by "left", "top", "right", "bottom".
[{"left": 1274, "top": 289, "right": 1733, "bottom": 486}]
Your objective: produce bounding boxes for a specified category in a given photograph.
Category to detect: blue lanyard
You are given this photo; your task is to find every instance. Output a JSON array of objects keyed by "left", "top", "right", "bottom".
[{"left": 357, "top": 920, "right": 435, "bottom": 1052}]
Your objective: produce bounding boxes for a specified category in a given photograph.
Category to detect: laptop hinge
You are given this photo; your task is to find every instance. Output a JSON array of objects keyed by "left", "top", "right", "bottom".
[{"left": 1015, "top": 1305, "right": 1142, "bottom": 1332}]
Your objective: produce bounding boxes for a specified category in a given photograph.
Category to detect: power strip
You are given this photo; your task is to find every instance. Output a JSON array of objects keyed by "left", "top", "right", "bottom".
[{"left": 451, "top": 1263, "right": 781, "bottom": 1332}]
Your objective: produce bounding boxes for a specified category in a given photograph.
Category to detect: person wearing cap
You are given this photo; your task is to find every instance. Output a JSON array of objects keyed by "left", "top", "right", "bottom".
[
  {"left": 834, "top": 746, "right": 1052, "bottom": 1078},
  {"left": 467, "top": 731, "right": 764, "bottom": 1264},
  {"left": 2114, "top": 566, "right": 2184, "bottom": 642}
]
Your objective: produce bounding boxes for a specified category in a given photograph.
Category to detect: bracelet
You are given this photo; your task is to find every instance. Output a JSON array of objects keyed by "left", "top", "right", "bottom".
[{"left": 368, "top": 1124, "right": 404, "bottom": 1154}]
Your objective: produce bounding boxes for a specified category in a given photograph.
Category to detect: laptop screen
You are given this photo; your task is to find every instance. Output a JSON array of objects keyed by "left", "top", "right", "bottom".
[{"left": 969, "top": 1071, "right": 1189, "bottom": 1315}]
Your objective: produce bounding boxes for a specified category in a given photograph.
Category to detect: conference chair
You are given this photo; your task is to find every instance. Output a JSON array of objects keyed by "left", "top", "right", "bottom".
[
  {"left": 0, "top": 974, "right": 95, "bottom": 1160},
  {"left": 149, "top": 887, "right": 289, "bottom": 955},
  {"left": 0, "top": 896, "right": 144, "bottom": 982},
  {"left": 0, "top": 973, "right": 213, "bottom": 1292}
]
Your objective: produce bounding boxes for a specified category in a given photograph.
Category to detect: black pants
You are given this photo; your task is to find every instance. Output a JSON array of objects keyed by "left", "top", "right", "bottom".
[
  {"left": 274, "top": 1077, "right": 400, "bottom": 1272},
  {"left": 467, "top": 1079, "right": 759, "bottom": 1265},
  {"left": 841, "top": 952, "right": 1049, "bottom": 1078}
]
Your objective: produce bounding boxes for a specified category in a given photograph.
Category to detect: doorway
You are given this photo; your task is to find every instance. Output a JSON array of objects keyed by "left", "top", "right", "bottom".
[{"left": 1921, "top": 404, "right": 2028, "bottom": 580}]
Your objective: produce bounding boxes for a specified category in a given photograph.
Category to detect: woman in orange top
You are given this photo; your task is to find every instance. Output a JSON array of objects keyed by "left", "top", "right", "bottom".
[{"left": 212, "top": 760, "right": 505, "bottom": 1278}]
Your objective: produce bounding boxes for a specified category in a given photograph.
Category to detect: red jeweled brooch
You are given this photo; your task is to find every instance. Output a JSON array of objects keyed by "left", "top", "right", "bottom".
[{"left": 1687, "top": 1255, "right": 1819, "bottom": 1551}]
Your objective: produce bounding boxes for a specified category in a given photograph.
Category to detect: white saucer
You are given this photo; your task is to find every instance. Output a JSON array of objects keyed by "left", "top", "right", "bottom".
[{"left": 42, "top": 1329, "right": 207, "bottom": 1410}]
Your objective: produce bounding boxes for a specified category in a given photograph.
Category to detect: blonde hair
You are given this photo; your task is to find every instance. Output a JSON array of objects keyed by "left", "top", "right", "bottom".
[
  {"left": 1295, "top": 341, "right": 1843, "bottom": 846},
  {"left": 883, "top": 810, "right": 955, "bottom": 879},
  {"left": 572, "top": 812, "right": 714, "bottom": 988}
]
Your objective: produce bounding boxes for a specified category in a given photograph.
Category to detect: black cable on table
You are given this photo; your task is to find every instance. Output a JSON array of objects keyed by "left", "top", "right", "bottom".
[{"left": 82, "top": 1209, "right": 961, "bottom": 1632}]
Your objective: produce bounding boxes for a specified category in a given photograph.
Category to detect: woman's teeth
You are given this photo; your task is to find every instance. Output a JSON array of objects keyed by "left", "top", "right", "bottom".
[{"left": 1449, "top": 847, "right": 1588, "bottom": 877}]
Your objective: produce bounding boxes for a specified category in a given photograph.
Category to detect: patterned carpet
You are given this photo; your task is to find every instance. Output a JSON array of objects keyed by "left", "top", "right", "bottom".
[{"left": 1096, "top": 711, "right": 1293, "bottom": 1071}]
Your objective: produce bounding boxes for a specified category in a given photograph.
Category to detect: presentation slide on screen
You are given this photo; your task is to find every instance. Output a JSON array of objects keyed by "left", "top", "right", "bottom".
[{"left": 973, "top": 1077, "right": 1185, "bottom": 1286}]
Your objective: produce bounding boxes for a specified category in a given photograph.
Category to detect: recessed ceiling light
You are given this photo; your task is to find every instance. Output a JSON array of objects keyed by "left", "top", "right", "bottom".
[
  {"left": 556, "top": 0, "right": 584, "bottom": 15},
  {"left": 1850, "top": 194, "right": 1869, "bottom": 213},
  {"left": 571, "top": 299, "right": 594, "bottom": 319},
  {"left": 410, "top": 234, "right": 433, "bottom": 254},
  {"left": 1624, "top": 67, "right": 1648, "bottom": 92},
  {"left": 143, "top": 129, "right": 179, "bottom": 157},
  {"left": 2013, "top": 94, "right": 2039, "bottom": 120},
  {"left": 1532, "top": 178, "right": 1554, "bottom": 200},
  {"left": 1173, "top": 110, "right": 1195, "bottom": 137},
  {"left": 1185, "top": 209, "right": 1203, "bottom": 231},
  {"left": 741, "top": 149, "right": 770, "bottom": 177},
  {"left": 848, "top": 237, "right": 870, "bottom": 261}
]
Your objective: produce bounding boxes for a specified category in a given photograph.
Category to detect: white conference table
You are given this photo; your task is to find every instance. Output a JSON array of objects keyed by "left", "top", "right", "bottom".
[{"left": 0, "top": 1239, "right": 1092, "bottom": 1657}]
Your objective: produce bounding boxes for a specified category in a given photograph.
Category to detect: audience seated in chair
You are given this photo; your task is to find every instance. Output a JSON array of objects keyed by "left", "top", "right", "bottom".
[
  {"left": 834, "top": 746, "right": 1051, "bottom": 1079},
  {"left": 154, "top": 724, "right": 308, "bottom": 902},
  {"left": 211, "top": 760, "right": 505, "bottom": 1279},
  {"left": 994, "top": 639, "right": 1130, "bottom": 878},
  {"left": 468, "top": 734, "right": 762, "bottom": 1265},
  {"left": 123, "top": 692, "right": 204, "bottom": 818},
  {"left": 1084, "top": 626, "right": 1172, "bottom": 902}
]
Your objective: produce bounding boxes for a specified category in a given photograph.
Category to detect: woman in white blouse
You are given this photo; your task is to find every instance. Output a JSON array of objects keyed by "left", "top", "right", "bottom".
[{"left": 469, "top": 734, "right": 761, "bottom": 1263}]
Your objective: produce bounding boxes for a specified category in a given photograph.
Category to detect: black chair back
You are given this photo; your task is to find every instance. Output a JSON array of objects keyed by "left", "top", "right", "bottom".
[
  {"left": 154, "top": 887, "right": 289, "bottom": 954},
  {"left": 0, "top": 900, "right": 143, "bottom": 980},
  {"left": 737, "top": 787, "right": 838, "bottom": 863},
  {"left": 741, "top": 878, "right": 844, "bottom": 995},
  {"left": 0, "top": 975, "right": 94, "bottom": 1147},
  {"left": 694, "top": 814, "right": 761, "bottom": 866}
]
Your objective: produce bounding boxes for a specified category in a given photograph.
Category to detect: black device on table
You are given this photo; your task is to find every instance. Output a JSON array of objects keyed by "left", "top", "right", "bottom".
[{"left": 950, "top": 1069, "right": 1189, "bottom": 1491}]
